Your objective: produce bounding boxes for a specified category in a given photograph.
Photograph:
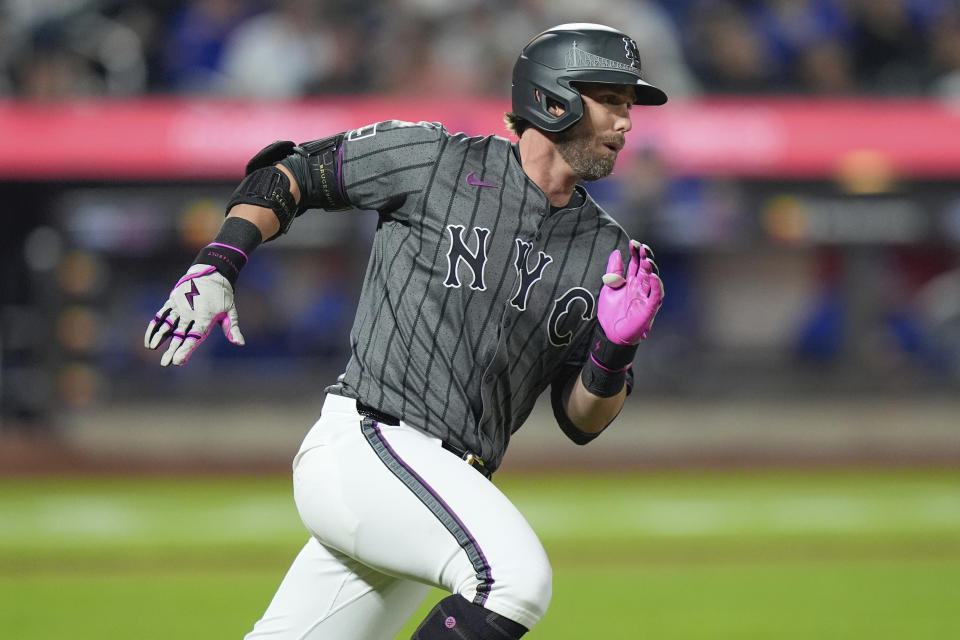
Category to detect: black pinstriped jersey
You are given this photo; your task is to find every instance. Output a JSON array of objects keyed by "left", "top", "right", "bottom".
[{"left": 324, "top": 120, "right": 632, "bottom": 473}]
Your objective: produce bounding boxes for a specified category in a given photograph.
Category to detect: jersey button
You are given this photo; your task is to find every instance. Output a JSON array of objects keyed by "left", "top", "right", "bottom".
[
  {"left": 535, "top": 232, "right": 542, "bottom": 240},
  {"left": 484, "top": 374, "right": 494, "bottom": 383},
  {"left": 503, "top": 317, "right": 512, "bottom": 328}
]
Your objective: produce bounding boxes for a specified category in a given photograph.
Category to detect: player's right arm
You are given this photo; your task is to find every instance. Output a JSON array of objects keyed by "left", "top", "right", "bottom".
[{"left": 145, "top": 122, "right": 442, "bottom": 366}]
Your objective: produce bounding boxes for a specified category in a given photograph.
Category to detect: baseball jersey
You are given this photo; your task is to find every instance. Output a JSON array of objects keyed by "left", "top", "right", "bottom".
[{"left": 321, "top": 120, "right": 632, "bottom": 473}]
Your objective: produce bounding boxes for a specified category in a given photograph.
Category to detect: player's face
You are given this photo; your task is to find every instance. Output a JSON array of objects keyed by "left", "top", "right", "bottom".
[{"left": 553, "top": 83, "right": 634, "bottom": 181}]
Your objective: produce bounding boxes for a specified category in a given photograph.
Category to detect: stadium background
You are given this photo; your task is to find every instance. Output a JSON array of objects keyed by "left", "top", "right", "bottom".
[{"left": 1, "top": 1, "right": 959, "bottom": 638}]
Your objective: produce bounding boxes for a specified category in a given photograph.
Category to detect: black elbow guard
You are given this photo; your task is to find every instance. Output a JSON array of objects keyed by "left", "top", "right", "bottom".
[
  {"left": 227, "top": 140, "right": 299, "bottom": 239},
  {"left": 226, "top": 167, "right": 298, "bottom": 239},
  {"left": 281, "top": 133, "right": 352, "bottom": 213}
]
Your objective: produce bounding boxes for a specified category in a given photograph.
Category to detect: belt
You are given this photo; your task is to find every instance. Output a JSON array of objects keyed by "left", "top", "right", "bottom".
[{"left": 355, "top": 399, "right": 491, "bottom": 479}]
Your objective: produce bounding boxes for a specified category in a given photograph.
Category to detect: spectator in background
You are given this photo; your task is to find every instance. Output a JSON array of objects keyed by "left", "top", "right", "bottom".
[
  {"left": 0, "top": 5, "right": 14, "bottom": 95},
  {"left": 161, "top": 0, "right": 263, "bottom": 93},
  {"left": 304, "top": 0, "right": 380, "bottom": 94},
  {"left": 10, "top": 21, "right": 102, "bottom": 99},
  {"left": 5, "top": 4, "right": 149, "bottom": 99},
  {"left": 217, "top": 0, "right": 340, "bottom": 97},
  {"left": 848, "top": 0, "right": 929, "bottom": 94},
  {"left": 478, "top": 0, "right": 553, "bottom": 94},
  {"left": 607, "top": 146, "right": 671, "bottom": 240},
  {"left": 796, "top": 37, "right": 857, "bottom": 94},
  {"left": 748, "top": 0, "right": 852, "bottom": 93},
  {"left": 403, "top": 3, "right": 538, "bottom": 96},
  {"left": 365, "top": 14, "right": 446, "bottom": 95},
  {"left": 6, "top": 0, "right": 960, "bottom": 100},
  {"left": 927, "top": 6, "right": 960, "bottom": 99},
  {"left": 686, "top": 1, "right": 779, "bottom": 94},
  {"left": 750, "top": 1, "right": 849, "bottom": 68}
]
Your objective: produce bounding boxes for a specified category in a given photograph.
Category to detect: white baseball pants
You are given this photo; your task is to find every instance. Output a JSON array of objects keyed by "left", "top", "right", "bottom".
[{"left": 244, "top": 393, "right": 552, "bottom": 639}]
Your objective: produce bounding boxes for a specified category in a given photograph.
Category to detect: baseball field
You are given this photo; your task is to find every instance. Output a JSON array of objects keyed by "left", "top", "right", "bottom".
[{"left": 2, "top": 468, "right": 958, "bottom": 639}]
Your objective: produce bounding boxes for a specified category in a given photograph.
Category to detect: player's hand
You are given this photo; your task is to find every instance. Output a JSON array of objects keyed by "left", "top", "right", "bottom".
[
  {"left": 144, "top": 264, "right": 245, "bottom": 366},
  {"left": 597, "top": 240, "right": 664, "bottom": 344}
]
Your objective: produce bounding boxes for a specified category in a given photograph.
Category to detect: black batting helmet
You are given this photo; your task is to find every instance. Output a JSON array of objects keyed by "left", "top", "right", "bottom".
[{"left": 511, "top": 23, "right": 667, "bottom": 133}]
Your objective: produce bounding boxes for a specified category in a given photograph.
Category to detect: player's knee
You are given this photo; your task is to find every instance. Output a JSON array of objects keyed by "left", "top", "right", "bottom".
[
  {"left": 513, "top": 554, "right": 552, "bottom": 621},
  {"left": 411, "top": 595, "right": 528, "bottom": 639},
  {"left": 480, "top": 548, "right": 552, "bottom": 628}
]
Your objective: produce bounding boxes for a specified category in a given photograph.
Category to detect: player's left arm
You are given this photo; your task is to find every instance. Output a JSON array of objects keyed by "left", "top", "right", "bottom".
[
  {"left": 554, "top": 240, "right": 663, "bottom": 440},
  {"left": 561, "top": 373, "right": 628, "bottom": 434}
]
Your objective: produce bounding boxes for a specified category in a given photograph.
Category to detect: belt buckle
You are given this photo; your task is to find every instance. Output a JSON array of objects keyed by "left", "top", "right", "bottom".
[{"left": 463, "top": 452, "right": 485, "bottom": 470}]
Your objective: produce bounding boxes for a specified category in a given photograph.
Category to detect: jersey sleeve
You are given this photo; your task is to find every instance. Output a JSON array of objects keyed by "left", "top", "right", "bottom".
[{"left": 339, "top": 120, "right": 444, "bottom": 216}]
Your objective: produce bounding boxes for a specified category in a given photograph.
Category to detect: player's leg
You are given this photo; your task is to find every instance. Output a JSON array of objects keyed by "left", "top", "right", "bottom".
[
  {"left": 244, "top": 536, "right": 430, "bottom": 640},
  {"left": 293, "top": 394, "right": 552, "bottom": 636},
  {"left": 354, "top": 422, "right": 548, "bottom": 638}
]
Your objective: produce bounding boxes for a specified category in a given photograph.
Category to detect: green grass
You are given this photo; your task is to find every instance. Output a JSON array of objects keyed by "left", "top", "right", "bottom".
[{"left": 1, "top": 469, "right": 959, "bottom": 639}]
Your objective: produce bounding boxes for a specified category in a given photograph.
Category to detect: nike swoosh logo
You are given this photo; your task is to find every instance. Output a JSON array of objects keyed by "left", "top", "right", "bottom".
[
  {"left": 466, "top": 172, "right": 498, "bottom": 188},
  {"left": 185, "top": 280, "right": 200, "bottom": 310}
]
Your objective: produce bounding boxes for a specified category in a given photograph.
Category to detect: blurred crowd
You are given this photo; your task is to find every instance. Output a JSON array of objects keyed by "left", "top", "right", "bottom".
[
  {"left": 2, "top": 0, "right": 959, "bottom": 100},
  {"left": 4, "top": 1, "right": 960, "bottom": 425}
]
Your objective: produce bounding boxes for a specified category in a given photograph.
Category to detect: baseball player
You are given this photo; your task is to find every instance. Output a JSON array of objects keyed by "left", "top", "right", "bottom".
[{"left": 145, "top": 23, "right": 665, "bottom": 640}]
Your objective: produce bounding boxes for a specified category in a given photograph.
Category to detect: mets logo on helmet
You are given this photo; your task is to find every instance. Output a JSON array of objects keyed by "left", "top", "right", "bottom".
[{"left": 622, "top": 37, "right": 641, "bottom": 69}]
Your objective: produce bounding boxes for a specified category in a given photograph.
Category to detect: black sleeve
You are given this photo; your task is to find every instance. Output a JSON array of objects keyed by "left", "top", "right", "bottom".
[{"left": 550, "top": 365, "right": 600, "bottom": 445}]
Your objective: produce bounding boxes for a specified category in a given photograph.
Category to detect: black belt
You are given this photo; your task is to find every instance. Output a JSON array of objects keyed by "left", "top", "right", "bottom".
[
  {"left": 355, "top": 399, "right": 491, "bottom": 479},
  {"left": 355, "top": 399, "right": 401, "bottom": 426}
]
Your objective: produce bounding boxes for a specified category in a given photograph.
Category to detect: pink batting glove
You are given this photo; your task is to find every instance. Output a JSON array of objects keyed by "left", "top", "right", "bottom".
[{"left": 597, "top": 240, "right": 664, "bottom": 344}]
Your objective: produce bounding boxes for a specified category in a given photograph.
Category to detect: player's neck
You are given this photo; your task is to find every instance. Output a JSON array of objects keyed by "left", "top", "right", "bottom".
[{"left": 517, "top": 131, "right": 579, "bottom": 207}]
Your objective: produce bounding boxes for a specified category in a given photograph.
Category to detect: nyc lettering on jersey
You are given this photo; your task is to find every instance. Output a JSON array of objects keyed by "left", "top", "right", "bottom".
[{"left": 443, "top": 225, "right": 595, "bottom": 346}]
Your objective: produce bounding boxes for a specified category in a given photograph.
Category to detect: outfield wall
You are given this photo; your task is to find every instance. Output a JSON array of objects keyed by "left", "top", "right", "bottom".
[{"left": 2, "top": 396, "right": 958, "bottom": 475}]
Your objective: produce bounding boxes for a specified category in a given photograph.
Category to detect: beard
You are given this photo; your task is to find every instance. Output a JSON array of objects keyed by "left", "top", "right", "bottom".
[{"left": 552, "top": 120, "right": 618, "bottom": 182}]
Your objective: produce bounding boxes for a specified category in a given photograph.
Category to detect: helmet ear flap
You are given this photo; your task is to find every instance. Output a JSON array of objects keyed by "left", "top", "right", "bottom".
[
  {"left": 537, "top": 79, "right": 584, "bottom": 131},
  {"left": 512, "top": 56, "right": 584, "bottom": 132},
  {"left": 535, "top": 89, "right": 560, "bottom": 117}
]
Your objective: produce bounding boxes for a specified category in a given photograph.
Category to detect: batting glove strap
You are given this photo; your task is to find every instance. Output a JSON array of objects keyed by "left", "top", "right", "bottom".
[
  {"left": 191, "top": 217, "right": 262, "bottom": 285},
  {"left": 581, "top": 331, "right": 637, "bottom": 398},
  {"left": 589, "top": 330, "right": 639, "bottom": 372},
  {"left": 582, "top": 359, "right": 629, "bottom": 398}
]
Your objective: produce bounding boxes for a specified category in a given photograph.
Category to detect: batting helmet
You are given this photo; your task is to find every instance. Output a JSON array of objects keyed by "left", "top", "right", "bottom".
[{"left": 511, "top": 23, "right": 667, "bottom": 133}]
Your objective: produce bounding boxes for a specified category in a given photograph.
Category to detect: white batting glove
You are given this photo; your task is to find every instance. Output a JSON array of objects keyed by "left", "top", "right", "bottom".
[{"left": 144, "top": 264, "right": 245, "bottom": 366}]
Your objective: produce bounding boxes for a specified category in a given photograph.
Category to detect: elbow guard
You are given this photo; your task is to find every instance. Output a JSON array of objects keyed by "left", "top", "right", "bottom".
[
  {"left": 227, "top": 140, "right": 299, "bottom": 240},
  {"left": 227, "top": 134, "right": 351, "bottom": 240},
  {"left": 280, "top": 133, "right": 352, "bottom": 213}
]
